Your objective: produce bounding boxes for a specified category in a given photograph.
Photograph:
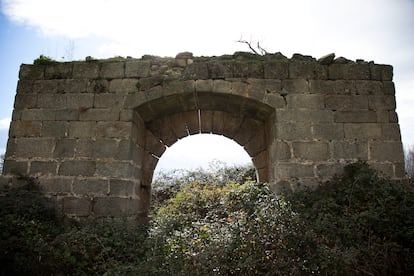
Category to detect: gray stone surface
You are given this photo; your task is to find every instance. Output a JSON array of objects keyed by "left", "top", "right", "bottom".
[{"left": 3, "top": 52, "right": 404, "bottom": 221}]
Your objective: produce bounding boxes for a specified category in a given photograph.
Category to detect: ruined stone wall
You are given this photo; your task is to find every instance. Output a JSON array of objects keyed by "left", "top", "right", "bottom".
[{"left": 1, "top": 52, "right": 404, "bottom": 221}]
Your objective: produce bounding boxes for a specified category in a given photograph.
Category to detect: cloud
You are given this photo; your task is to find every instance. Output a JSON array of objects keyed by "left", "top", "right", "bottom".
[
  {"left": 2, "top": 0, "right": 413, "bottom": 59},
  {"left": 0, "top": 118, "right": 11, "bottom": 130}
]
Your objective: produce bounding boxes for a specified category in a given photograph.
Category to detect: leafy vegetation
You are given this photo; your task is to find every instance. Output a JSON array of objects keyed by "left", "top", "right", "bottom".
[
  {"left": 0, "top": 162, "right": 413, "bottom": 275},
  {"left": 33, "top": 54, "right": 58, "bottom": 65}
]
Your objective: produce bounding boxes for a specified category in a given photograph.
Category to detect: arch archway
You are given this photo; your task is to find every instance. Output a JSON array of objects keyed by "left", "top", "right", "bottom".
[
  {"left": 131, "top": 91, "right": 275, "bottom": 214},
  {"left": 153, "top": 133, "right": 253, "bottom": 174}
]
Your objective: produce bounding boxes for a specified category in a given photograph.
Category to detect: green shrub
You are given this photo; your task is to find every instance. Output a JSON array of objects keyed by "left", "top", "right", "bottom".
[
  {"left": 33, "top": 54, "right": 58, "bottom": 65},
  {"left": 1, "top": 162, "right": 413, "bottom": 275},
  {"left": 0, "top": 179, "right": 63, "bottom": 275},
  {"left": 286, "top": 161, "right": 414, "bottom": 274}
]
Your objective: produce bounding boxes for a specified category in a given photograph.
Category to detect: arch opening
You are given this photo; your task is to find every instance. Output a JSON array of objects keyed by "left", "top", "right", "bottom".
[{"left": 130, "top": 92, "right": 276, "bottom": 215}]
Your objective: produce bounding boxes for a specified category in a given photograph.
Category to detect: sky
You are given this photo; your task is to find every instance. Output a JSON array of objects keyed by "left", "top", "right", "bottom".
[{"left": 0, "top": 0, "right": 413, "bottom": 173}]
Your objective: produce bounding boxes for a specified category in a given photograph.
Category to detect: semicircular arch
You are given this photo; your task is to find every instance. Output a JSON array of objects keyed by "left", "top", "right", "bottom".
[{"left": 131, "top": 91, "right": 275, "bottom": 190}]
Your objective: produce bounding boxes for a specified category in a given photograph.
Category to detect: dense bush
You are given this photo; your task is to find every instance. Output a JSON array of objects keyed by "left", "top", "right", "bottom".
[
  {"left": 0, "top": 178, "right": 63, "bottom": 275},
  {"left": 0, "top": 162, "right": 413, "bottom": 275},
  {"left": 152, "top": 161, "right": 256, "bottom": 207}
]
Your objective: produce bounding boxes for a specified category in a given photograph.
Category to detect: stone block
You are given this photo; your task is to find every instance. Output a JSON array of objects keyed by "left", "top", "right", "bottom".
[
  {"left": 2, "top": 160, "right": 28, "bottom": 175},
  {"left": 15, "top": 138, "right": 55, "bottom": 158},
  {"left": 53, "top": 138, "right": 76, "bottom": 158},
  {"left": 79, "top": 108, "right": 119, "bottom": 121},
  {"left": 93, "top": 197, "right": 139, "bottom": 216},
  {"left": 63, "top": 197, "right": 91, "bottom": 216},
  {"left": 29, "top": 161, "right": 58, "bottom": 175},
  {"left": 67, "top": 94, "right": 94, "bottom": 109},
  {"left": 212, "top": 80, "right": 232, "bottom": 93},
  {"left": 38, "top": 178, "right": 72, "bottom": 195},
  {"left": 381, "top": 65, "right": 393, "bottom": 81},
  {"left": 233, "top": 61, "right": 264, "bottom": 78},
  {"left": 73, "top": 62, "right": 100, "bottom": 79},
  {"left": 311, "top": 123, "right": 344, "bottom": 140},
  {"left": 344, "top": 123, "right": 382, "bottom": 139},
  {"left": 59, "top": 160, "right": 96, "bottom": 176},
  {"left": 334, "top": 111, "right": 377, "bottom": 123},
  {"left": 277, "top": 109, "right": 333, "bottom": 123},
  {"left": 33, "top": 80, "right": 59, "bottom": 94},
  {"left": 244, "top": 128, "right": 266, "bottom": 156},
  {"left": 332, "top": 141, "right": 368, "bottom": 159},
  {"left": 55, "top": 109, "right": 79, "bottom": 121},
  {"left": 116, "top": 140, "right": 132, "bottom": 160},
  {"left": 9, "top": 120, "right": 42, "bottom": 137},
  {"left": 119, "top": 109, "right": 133, "bottom": 121},
  {"left": 286, "top": 94, "right": 324, "bottom": 109},
  {"left": 109, "top": 179, "right": 135, "bottom": 197},
  {"left": 292, "top": 141, "right": 329, "bottom": 161},
  {"left": 257, "top": 167, "right": 269, "bottom": 183},
  {"left": 109, "top": 79, "right": 139, "bottom": 94},
  {"left": 95, "top": 161, "right": 133, "bottom": 178},
  {"left": 382, "top": 81, "right": 395, "bottom": 95},
  {"left": 282, "top": 79, "right": 308, "bottom": 94},
  {"left": 68, "top": 121, "right": 96, "bottom": 138},
  {"left": 199, "top": 110, "right": 213, "bottom": 133},
  {"left": 207, "top": 61, "right": 232, "bottom": 79},
  {"left": 276, "top": 122, "right": 312, "bottom": 140},
  {"left": 376, "top": 111, "right": 389, "bottom": 123},
  {"left": 14, "top": 94, "right": 37, "bottom": 110},
  {"left": 252, "top": 150, "right": 267, "bottom": 169},
  {"left": 182, "top": 62, "right": 209, "bottom": 80},
  {"left": 355, "top": 80, "right": 382, "bottom": 95},
  {"left": 42, "top": 121, "right": 68, "bottom": 137},
  {"left": 96, "top": 121, "right": 132, "bottom": 138},
  {"left": 329, "top": 63, "right": 370, "bottom": 80},
  {"left": 16, "top": 80, "right": 34, "bottom": 94},
  {"left": 309, "top": 80, "right": 356, "bottom": 95},
  {"left": 369, "top": 141, "right": 404, "bottom": 162},
  {"left": 325, "top": 95, "right": 368, "bottom": 111},
  {"left": 388, "top": 111, "right": 399, "bottom": 123},
  {"left": 368, "top": 95, "right": 395, "bottom": 110},
  {"left": 37, "top": 94, "right": 67, "bottom": 109},
  {"left": 264, "top": 61, "right": 289, "bottom": 79},
  {"left": 123, "top": 93, "right": 147, "bottom": 109},
  {"left": 289, "top": 61, "right": 315, "bottom": 79},
  {"left": 195, "top": 79, "right": 213, "bottom": 92},
  {"left": 247, "top": 78, "right": 281, "bottom": 97},
  {"left": 73, "top": 178, "right": 109, "bottom": 196},
  {"left": 87, "top": 79, "right": 109, "bottom": 93},
  {"left": 100, "top": 62, "right": 125, "bottom": 79},
  {"left": 316, "top": 163, "right": 345, "bottom": 178},
  {"left": 263, "top": 93, "right": 286, "bottom": 108},
  {"left": 19, "top": 64, "right": 44, "bottom": 80},
  {"left": 57, "top": 79, "right": 88, "bottom": 93},
  {"left": 271, "top": 141, "right": 291, "bottom": 161},
  {"left": 94, "top": 94, "right": 124, "bottom": 108},
  {"left": 382, "top": 123, "right": 401, "bottom": 140},
  {"left": 93, "top": 139, "right": 118, "bottom": 158},
  {"left": 163, "top": 80, "right": 195, "bottom": 95},
  {"left": 275, "top": 163, "right": 314, "bottom": 178},
  {"left": 75, "top": 139, "right": 94, "bottom": 157},
  {"left": 45, "top": 63, "right": 73, "bottom": 79},
  {"left": 125, "top": 60, "right": 150, "bottom": 78}
]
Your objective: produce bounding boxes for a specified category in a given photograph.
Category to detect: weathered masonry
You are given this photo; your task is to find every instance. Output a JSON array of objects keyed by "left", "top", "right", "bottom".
[{"left": 1, "top": 52, "right": 405, "bottom": 221}]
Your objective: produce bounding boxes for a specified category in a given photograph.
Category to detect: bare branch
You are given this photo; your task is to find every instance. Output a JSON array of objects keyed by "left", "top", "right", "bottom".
[
  {"left": 236, "top": 36, "right": 268, "bottom": 56},
  {"left": 257, "top": 42, "right": 268, "bottom": 55}
]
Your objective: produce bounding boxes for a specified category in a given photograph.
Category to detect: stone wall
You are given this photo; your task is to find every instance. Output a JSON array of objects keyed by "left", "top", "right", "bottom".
[{"left": 1, "top": 52, "right": 405, "bottom": 221}]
